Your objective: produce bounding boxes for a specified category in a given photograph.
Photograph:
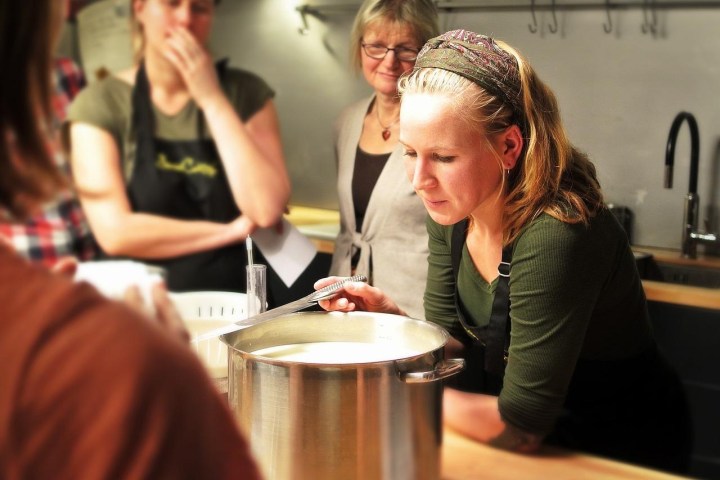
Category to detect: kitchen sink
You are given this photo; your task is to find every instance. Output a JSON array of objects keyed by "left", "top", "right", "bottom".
[{"left": 636, "top": 254, "right": 720, "bottom": 288}]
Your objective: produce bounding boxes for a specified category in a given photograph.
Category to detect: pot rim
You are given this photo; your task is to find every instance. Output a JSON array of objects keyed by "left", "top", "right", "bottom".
[{"left": 221, "top": 311, "right": 451, "bottom": 367}]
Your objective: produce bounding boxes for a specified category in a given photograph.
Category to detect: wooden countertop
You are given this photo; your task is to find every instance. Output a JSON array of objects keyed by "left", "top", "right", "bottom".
[
  {"left": 634, "top": 246, "right": 720, "bottom": 310},
  {"left": 441, "top": 427, "right": 688, "bottom": 480},
  {"left": 285, "top": 205, "right": 339, "bottom": 255},
  {"left": 285, "top": 205, "right": 340, "bottom": 226},
  {"left": 633, "top": 245, "right": 720, "bottom": 269},
  {"left": 640, "top": 280, "right": 720, "bottom": 310}
]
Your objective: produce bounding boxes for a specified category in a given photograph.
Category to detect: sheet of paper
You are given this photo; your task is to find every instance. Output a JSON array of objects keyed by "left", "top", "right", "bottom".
[
  {"left": 76, "top": 0, "right": 133, "bottom": 81},
  {"left": 251, "top": 218, "right": 317, "bottom": 287}
]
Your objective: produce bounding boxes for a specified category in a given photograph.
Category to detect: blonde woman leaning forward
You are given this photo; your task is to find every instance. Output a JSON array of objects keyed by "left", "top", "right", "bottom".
[
  {"left": 330, "top": 0, "right": 439, "bottom": 319},
  {"left": 67, "top": 0, "right": 290, "bottom": 292},
  {"left": 317, "top": 30, "right": 691, "bottom": 474}
]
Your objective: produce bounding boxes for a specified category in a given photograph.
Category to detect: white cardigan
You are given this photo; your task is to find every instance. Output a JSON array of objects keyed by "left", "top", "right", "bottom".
[{"left": 329, "top": 96, "right": 429, "bottom": 320}]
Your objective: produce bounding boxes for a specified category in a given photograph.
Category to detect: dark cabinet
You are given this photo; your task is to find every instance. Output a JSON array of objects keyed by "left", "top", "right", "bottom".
[{"left": 648, "top": 301, "right": 720, "bottom": 480}]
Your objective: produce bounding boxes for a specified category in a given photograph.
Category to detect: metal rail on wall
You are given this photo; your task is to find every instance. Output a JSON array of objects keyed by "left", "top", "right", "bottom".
[{"left": 296, "top": 0, "right": 720, "bottom": 35}]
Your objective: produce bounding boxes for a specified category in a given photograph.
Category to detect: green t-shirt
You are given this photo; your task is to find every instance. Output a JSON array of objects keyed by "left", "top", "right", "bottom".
[
  {"left": 67, "top": 67, "right": 274, "bottom": 182},
  {"left": 424, "top": 209, "right": 653, "bottom": 434}
]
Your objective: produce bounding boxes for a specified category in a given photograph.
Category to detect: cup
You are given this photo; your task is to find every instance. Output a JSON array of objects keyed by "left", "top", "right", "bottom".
[{"left": 246, "top": 264, "right": 267, "bottom": 317}]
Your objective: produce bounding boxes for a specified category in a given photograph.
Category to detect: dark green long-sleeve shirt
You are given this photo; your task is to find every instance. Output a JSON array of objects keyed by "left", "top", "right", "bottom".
[{"left": 424, "top": 208, "right": 654, "bottom": 435}]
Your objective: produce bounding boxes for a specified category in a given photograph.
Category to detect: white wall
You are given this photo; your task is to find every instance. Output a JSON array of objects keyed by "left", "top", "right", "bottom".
[
  {"left": 210, "top": 0, "right": 366, "bottom": 212},
  {"left": 71, "top": 0, "right": 720, "bottom": 252}
]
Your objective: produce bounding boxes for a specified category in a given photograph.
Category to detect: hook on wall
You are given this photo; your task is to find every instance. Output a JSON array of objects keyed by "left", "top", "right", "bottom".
[
  {"left": 528, "top": 0, "right": 538, "bottom": 34},
  {"left": 295, "top": 5, "right": 327, "bottom": 35},
  {"left": 603, "top": 0, "right": 613, "bottom": 34},
  {"left": 549, "top": 0, "right": 558, "bottom": 34},
  {"left": 642, "top": 0, "right": 658, "bottom": 35}
]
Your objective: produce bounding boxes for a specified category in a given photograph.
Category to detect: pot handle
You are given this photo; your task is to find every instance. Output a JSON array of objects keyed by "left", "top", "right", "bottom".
[{"left": 399, "top": 358, "right": 465, "bottom": 383}]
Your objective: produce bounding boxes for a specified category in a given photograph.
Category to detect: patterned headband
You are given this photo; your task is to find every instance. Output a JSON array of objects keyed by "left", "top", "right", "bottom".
[{"left": 415, "top": 30, "right": 526, "bottom": 133}]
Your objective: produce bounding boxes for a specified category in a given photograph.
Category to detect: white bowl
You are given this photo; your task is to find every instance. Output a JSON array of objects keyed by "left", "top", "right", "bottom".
[
  {"left": 169, "top": 291, "right": 247, "bottom": 378},
  {"left": 75, "top": 260, "right": 164, "bottom": 301}
]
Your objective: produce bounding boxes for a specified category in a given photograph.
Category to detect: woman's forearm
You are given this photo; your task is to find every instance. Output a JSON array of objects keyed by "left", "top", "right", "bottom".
[
  {"left": 92, "top": 212, "right": 251, "bottom": 259},
  {"left": 70, "top": 122, "right": 255, "bottom": 259},
  {"left": 443, "top": 388, "right": 542, "bottom": 453},
  {"left": 201, "top": 96, "right": 290, "bottom": 227},
  {"left": 444, "top": 389, "right": 506, "bottom": 443}
]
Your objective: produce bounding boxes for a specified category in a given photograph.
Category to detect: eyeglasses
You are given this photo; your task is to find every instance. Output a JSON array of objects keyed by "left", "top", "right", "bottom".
[{"left": 361, "top": 42, "right": 419, "bottom": 62}]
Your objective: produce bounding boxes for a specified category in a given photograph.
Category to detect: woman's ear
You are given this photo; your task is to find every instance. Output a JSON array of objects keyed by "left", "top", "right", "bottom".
[{"left": 500, "top": 124, "right": 523, "bottom": 170}]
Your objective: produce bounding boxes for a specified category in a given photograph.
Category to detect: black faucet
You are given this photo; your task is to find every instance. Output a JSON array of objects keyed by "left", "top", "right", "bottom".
[{"left": 664, "top": 111, "right": 718, "bottom": 258}]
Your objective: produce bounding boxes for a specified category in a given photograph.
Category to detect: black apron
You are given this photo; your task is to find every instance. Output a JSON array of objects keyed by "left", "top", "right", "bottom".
[
  {"left": 127, "top": 62, "right": 255, "bottom": 292},
  {"left": 447, "top": 219, "right": 511, "bottom": 395}
]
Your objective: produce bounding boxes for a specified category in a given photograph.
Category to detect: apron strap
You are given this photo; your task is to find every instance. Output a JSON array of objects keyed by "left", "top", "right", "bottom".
[
  {"left": 131, "top": 60, "right": 230, "bottom": 177},
  {"left": 132, "top": 63, "right": 154, "bottom": 169},
  {"left": 487, "top": 245, "right": 512, "bottom": 372},
  {"left": 450, "top": 219, "right": 512, "bottom": 378}
]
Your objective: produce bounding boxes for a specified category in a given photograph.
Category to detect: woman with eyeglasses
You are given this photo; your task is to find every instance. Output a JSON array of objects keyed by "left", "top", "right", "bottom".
[
  {"left": 66, "top": 0, "right": 290, "bottom": 293},
  {"left": 329, "top": 0, "right": 439, "bottom": 320}
]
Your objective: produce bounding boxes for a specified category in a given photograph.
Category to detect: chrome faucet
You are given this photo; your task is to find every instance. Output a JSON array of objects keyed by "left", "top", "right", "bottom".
[{"left": 664, "top": 111, "right": 718, "bottom": 258}]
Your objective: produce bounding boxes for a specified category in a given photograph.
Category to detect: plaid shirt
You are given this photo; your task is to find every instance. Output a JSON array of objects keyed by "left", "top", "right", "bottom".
[{"left": 0, "top": 58, "right": 97, "bottom": 267}]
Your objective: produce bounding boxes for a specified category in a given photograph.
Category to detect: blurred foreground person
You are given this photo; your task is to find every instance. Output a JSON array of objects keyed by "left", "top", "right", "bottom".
[
  {"left": 0, "top": 55, "right": 97, "bottom": 269},
  {"left": 0, "top": 1, "right": 261, "bottom": 478}
]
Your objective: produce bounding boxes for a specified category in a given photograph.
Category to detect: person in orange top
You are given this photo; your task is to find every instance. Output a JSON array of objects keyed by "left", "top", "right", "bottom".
[{"left": 0, "top": 1, "right": 262, "bottom": 478}]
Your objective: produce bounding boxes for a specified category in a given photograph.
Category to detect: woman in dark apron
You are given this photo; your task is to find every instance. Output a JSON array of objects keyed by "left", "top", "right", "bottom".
[{"left": 67, "top": 0, "right": 290, "bottom": 293}]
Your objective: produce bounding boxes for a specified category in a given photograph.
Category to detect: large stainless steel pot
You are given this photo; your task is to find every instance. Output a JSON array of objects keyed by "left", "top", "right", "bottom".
[{"left": 222, "top": 311, "right": 464, "bottom": 480}]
